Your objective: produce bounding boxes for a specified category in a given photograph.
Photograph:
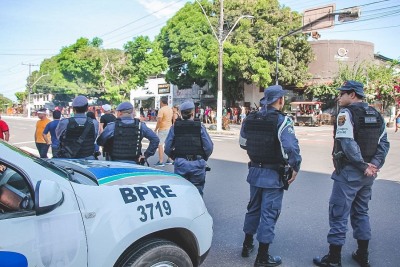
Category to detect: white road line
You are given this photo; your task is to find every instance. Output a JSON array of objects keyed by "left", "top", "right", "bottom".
[
  {"left": 19, "top": 146, "right": 53, "bottom": 158},
  {"left": 12, "top": 141, "right": 35, "bottom": 145}
]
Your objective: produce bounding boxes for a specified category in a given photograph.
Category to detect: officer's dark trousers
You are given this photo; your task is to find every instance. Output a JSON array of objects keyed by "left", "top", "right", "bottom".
[
  {"left": 328, "top": 180, "right": 372, "bottom": 246},
  {"left": 243, "top": 186, "right": 283, "bottom": 244},
  {"left": 182, "top": 173, "right": 205, "bottom": 196}
]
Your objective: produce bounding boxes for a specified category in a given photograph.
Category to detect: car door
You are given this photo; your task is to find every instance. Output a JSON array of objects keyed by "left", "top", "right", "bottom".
[{"left": 0, "top": 160, "right": 88, "bottom": 266}]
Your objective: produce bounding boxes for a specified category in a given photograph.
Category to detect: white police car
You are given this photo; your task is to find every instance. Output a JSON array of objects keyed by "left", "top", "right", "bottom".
[{"left": 0, "top": 141, "right": 213, "bottom": 267}]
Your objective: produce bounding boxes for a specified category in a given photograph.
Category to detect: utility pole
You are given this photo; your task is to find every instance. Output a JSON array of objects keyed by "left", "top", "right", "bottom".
[
  {"left": 22, "top": 63, "right": 39, "bottom": 118},
  {"left": 194, "top": 0, "right": 253, "bottom": 131}
]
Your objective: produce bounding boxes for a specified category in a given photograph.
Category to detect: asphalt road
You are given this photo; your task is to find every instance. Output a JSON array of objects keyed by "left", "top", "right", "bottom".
[{"left": 3, "top": 116, "right": 400, "bottom": 267}]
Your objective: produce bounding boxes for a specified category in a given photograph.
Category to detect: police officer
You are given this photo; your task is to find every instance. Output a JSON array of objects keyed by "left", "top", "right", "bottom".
[
  {"left": 313, "top": 81, "right": 390, "bottom": 267},
  {"left": 164, "top": 100, "right": 213, "bottom": 196},
  {"left": 96, "top": 102, "right": 159, "bottom": 163},
  {"left": 56, "top": 95, "right": 99, "bottom": 159},
  {"left": 240, "top": 85, "right": 301, "bottom": 267}
]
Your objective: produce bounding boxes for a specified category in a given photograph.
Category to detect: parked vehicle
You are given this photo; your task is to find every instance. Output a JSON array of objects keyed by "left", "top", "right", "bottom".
[{"left": 0, "top": 141, "right": 212, "bottom": 267}]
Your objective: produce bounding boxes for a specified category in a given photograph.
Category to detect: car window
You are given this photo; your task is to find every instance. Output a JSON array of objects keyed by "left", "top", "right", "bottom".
[{"left": 0, "top": 163, "right": 34, "bottom": 219}]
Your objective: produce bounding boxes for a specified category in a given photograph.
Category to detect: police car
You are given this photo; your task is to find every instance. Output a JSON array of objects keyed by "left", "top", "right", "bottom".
[{"left": 0, "top": 141, "right": 212, "bottom": 267}]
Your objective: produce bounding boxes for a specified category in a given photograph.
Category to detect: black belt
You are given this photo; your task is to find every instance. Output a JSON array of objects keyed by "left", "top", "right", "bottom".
[
  {"left": 248, "top": 161, "right": 281, "bottom": 170},
  {"left": 177, "top": 155, "right": 204, "bottom": 161}
]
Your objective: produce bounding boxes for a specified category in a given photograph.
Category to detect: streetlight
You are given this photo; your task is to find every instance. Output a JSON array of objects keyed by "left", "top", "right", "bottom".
[
  {"left": 195, "top": 0, "right": 253, "bottom": 131},
  {"left": 27, "top": 73, "right": 49, "bottom": 118},
  {"left": 275, "top": 6, "right": 361, "bottom": 85}
]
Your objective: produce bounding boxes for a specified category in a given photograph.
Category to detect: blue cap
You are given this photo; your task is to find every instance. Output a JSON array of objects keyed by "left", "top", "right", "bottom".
[
  {"left": 116, "top": 102, "right": 133, "bottom": 111},
  {"left": 179, "top": 100, "right": 195, "bottom": 111},
  {"left": 261, "top": 85, "right": 285, "bottom": 105},
  {"left": 337, "top": 80, "right": 365, "bottom": 98},
  {"left": 72, "top": 95, "right": 88, "bottom": 107}
]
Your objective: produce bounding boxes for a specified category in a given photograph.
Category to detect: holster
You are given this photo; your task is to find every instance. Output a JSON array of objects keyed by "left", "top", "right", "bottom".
[
  {"left": 332, "top": 151, "right": 345, "bottom": 175},
  {"left": 279, "top": 166, "right": 293, "bottom": 191}
]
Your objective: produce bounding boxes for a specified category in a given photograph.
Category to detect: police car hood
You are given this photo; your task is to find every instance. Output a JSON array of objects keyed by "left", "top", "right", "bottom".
[{"left": 50, "top": 159, "right": 183, "bottom": 186}]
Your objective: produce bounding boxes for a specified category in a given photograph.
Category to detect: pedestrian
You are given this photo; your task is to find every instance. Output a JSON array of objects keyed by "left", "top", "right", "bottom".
[
  {"left": 240, "top": 85, "right": 301, "bottom": 267},
  {"left": 99, "top": 104, "right": 116, "bottom": 134},
  {"left": 56, "top": 95, "right": 99, "bottom": 159},
  {"left": 35, "top": 108, "right": 51, "bottom": 158},
  {"left": 172, "top": 104, "right": 180, "bottom": 125},
  {"left": 0, "top": 114, "right": 10, "bottom": 142},
  {"left": 96, "top": 102, "right": 159, "bottom": 163},
  {"left": 395, "top": 110, "right": 400, "bottom": 133},
  {"left": 154, "top": 96, "right": 173, "bottom": 166},
  {"left": 313, "top": 81, "right": 390, "bottom": 267},
  {"left": 87, "top": 111, "right": 101, "bottom": 159},
  {"left": 164, "top": 100, "right": 214, "bottom": 196},
  {"left": 42, "top": 110, "right": 62, "bottom": 157}
]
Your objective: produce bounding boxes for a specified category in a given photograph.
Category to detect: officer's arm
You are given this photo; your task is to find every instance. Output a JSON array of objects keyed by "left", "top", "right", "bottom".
[
  {"left": 96, "top": 123, "right": 114, "bottom": 146},
  {"left": 239, "top": 120, "right": 247, "bottom": 150},
  {"left": 279, "top": 118, "right": 302, "bottom": 172},
  {"left": 142, "top": 123, "right": 160, "bottom": 158},
  {"left": 201, "top": 126, "right": 214, "bottom": 158},
  {"left": 164, "top": 128, "right": 175, "bottom": 158},
  {"left": 370, "top": 122, "right": 390, "bottom": 169}
]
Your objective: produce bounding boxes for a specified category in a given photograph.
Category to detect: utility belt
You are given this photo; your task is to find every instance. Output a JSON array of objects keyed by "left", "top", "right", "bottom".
[
  {"left": 248, "top": 161, "right": 281, "bottom": 170},
  {"left": 332, "top": 151, "right": 350, "bottom": 174},
  {"left": 248, "top": 161, "right": 292, "bottom": 191},
  {"left": 176, "top": 155, "right": 204, "bottom": 161}
]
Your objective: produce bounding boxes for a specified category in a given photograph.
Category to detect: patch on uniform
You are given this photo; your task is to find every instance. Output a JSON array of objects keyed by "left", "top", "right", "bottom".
[
  {"left": 338, "top": 115, "right": 346, "bottom": 126},
  {"left": 335, "top": 111, "right": 353, "bottom": 139},
  {"left": 287, "top": 127, "right": 295, "bottom": 134}
]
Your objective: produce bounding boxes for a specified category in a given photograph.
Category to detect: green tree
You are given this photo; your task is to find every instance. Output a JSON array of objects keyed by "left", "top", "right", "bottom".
[
  {"left": 0, "top": 94, "right": 13, "bottom": 113},
  {"left": 157, "top": 0, "right": 313, "bottom": 104}
]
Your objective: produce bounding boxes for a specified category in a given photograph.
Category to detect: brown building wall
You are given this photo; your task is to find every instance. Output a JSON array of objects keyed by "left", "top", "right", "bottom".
[{"left": 308, "top": 40, "right": 374, "bottom": 84}]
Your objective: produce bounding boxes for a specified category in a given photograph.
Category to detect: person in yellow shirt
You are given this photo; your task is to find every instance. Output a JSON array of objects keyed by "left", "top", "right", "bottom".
[
  {"left": 35, "top": 108, "right": 51, "bottom": 158},
  {"left": 154, "top": 96, "right": 173, "bottom": 166}
]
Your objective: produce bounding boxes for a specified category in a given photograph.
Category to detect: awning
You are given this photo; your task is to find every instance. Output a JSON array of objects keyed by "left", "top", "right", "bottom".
[{"left": 133, "top": 96, "right": 155, "bottom": 101}]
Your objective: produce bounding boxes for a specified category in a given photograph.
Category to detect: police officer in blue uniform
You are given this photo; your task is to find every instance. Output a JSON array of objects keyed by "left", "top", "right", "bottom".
[
  {"left": 313, "top": 81, "right": 390, "bottom": 267},
  {"left": 240, "top": 85, "right": 301, "bottom": 267},
  {"left": 96, "top": 102, "right": 159, "bottom": 164},
  {"left": 56, "top": 95, "right": 99, "bottom": 159},
  {"left": 164, "top": 100, "right": 214, "bottom": 196}
]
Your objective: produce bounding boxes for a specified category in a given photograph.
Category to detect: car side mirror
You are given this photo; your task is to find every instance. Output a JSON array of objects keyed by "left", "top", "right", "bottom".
[{"left": 35, "top": 180, "right": 64, "bottom": 215}]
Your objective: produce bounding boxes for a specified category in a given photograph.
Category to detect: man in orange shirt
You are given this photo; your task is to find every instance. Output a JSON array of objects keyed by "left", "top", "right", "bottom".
[
  {"left": 35, "top": 108, "right": 51, "bottom": 158},
  {"left": 154, "top": 96, "right": 173, "bottom": 166}
]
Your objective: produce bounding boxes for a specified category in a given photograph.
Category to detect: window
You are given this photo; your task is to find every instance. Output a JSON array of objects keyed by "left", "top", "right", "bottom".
[{"left": 0, "top": 162, "right": 34, "bottom": 218}]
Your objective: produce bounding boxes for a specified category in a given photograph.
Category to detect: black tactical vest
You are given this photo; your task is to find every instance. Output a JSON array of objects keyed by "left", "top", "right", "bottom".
[
  {"left": 334, "top": 105, "right": 382, "bottom": 162},
  {"left": 243, "top": 111, "right": 284, "bottom": 164},
  {"left": 173, "top": 119, "right": 206, "bottom": 159},
  {"left": 62, "top": 117, "right": 95, "bottom": 158},
  {"left": 109, "top": 119, "right": 142, "bottom": 161}
]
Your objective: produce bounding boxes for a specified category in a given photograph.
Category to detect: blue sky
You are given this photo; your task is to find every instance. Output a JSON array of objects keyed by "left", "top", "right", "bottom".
[{"left": 0, "top": 0, "right": 398, "bottom": 101}]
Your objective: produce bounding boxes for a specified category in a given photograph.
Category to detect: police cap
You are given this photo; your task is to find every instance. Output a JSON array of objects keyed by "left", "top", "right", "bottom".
[
  {"left": 261, "top": 85, "right": 285, "bottom": 105},
  {"left": 337, "top": 80, "right": 365, "bottom": 98},
  {"left": 72, "top": 95, "right": 88, "bottom": 107},
  {"left": 116, "top": 102, "right": 133, "bottom": 111},
  {"left": 179, "top": 100, "right": 195, "bottom": 111}
]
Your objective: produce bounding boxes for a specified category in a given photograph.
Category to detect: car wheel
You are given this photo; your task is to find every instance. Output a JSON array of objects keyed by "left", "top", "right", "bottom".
[{"left": 121, "top": 238, "right": 193, "bottom": 267}]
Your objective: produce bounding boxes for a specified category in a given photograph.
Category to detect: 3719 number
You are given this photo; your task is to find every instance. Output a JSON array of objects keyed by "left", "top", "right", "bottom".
[{"left": 137, "top": 200, "right": 172, "bottom": 222}]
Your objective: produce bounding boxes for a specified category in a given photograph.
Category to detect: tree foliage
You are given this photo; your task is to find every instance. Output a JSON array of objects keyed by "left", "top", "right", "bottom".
[
  {"left": 29, "top": 36, "right": 167, "bottom": 104},
  {"left": 157, "top": 0, "right": 313, "bottom": 104}
]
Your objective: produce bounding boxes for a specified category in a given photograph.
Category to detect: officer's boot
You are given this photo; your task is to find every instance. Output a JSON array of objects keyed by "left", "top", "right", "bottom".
[
  {"left": 352, "top": 240, "right": 370, "bottom": 267},
  {"left": 241, "top": 233, "right": 254, "bottom": 257},
  {"left": 313, "top": 244, "right": 342, "bottom": 267},
  {"left": 254, "top": 242, "right": 282, "bottom": 267}
]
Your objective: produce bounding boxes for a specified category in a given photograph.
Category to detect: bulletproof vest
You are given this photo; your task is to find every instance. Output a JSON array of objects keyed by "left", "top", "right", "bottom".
[
  {"left": 173, "top": 119, "right": 206, "bottom": 159},
  {"left": 334, "top": 105, "right": 382, "bottom": 162},
  {"left": 243, "top": 111, "right": 284, "bottom": 164},
  {"left": 109, "top": 119, "right": 142, "bottom": 161},
  {"left": 62, "top": 117, "right": 95, "bottom": 158}
]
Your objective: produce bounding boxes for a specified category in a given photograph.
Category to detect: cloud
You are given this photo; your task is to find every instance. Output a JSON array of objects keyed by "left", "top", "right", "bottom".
[{"left": 137, "top": 0, "right": 185, "bottom": 19}]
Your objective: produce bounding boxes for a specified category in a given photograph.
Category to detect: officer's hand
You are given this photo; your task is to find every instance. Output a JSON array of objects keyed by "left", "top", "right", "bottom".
[
  {"left": 138, "top": 155, "right": 146, "bottom": 161},
  {"left": 288, "top": 170, "right": 298, "bottom": 184},
  {"left": 364, "top": 163, "right": 378, "bottom": 177}
]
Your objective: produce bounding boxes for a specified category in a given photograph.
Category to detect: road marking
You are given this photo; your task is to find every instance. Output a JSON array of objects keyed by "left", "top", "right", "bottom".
[
  {"left": 19, "top": 146, "right": 52, "bottom": 157},
  {"left": 12, "top": 141, "right": 35, "bottom": 145}
]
